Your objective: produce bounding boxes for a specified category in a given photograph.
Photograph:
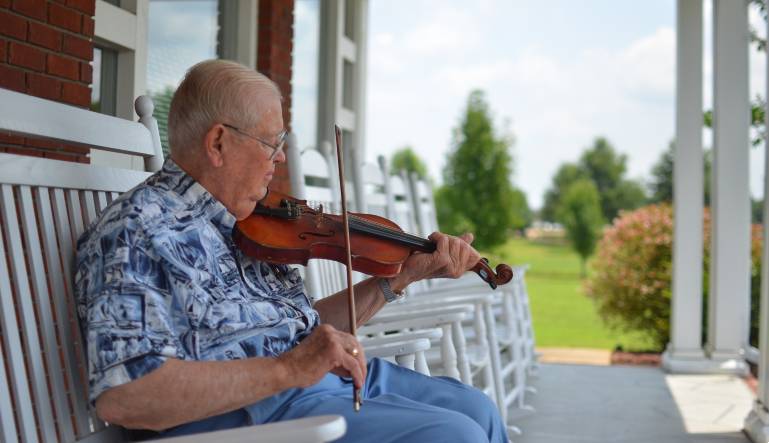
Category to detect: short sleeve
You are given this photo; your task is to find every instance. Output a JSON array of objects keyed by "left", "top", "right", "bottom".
[{"left": 75, "top": 217, "right": 186, "bottom": 404}]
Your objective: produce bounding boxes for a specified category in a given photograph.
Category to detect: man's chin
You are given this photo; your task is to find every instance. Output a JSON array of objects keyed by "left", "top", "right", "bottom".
[
  {"left": 235, "top": 201, "right": 259, "bottom": 221},
  {"left": 255, "top": 188, "right": 269, "bottom": 202}
]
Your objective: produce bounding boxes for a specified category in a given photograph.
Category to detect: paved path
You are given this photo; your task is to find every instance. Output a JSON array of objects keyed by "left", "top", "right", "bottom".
[
  {"left": 510, "top": 364, "right": 754, "bottom": 443},
  {"left": 536, "top": 347, "right": 612, "bottom": 365}
]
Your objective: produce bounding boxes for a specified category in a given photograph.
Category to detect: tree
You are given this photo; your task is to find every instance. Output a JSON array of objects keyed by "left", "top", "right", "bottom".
[
  {"left": 434, "top": 185, "right": 475, "bottom": 235},
  {"left": 541, "top": 137, "right": 646, "bottom": 223},
  {"left": 648, "top": 141, "right": 674, "bottom": 203},
  {"left": 541, "top": 163, "right": 588, "bottom": 222},
  {"left": 578, "top": 137, "right": 645, "bottom": 221},
  {"left": 607, "top": 179, "right": 646, "bottom": 218},
  {"left": 579, "top": 137, "right": 625, "bottom": 197},
  {"left": 648, "top": 141, "right": 712, "bottom": 205},
  {"left": 438, "top": 90, "right": 520, "bottom": 249},
  {"left": 509, "top": 188, "right": 533, "bottom": 231},
  {"left": 557, "top": 179, "right": 604, "bottom": 277},
  {"left": 391, "top": 146, "right": 429, "bottom": 180}
]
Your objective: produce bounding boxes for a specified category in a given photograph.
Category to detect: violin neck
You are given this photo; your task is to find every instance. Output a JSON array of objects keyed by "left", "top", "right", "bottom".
[{"left": 349, "top": 217, "right": 436, "bottom": 253}]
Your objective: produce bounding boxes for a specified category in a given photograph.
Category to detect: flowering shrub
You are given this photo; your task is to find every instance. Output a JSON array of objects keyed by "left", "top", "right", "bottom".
[{"left": 585, "top": 204, "right": 762, "bottom": 351}]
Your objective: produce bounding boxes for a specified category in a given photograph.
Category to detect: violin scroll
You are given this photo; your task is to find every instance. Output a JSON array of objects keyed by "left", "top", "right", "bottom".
[{"left": 471, "top": 258, "right": 513, "bottom": 290}]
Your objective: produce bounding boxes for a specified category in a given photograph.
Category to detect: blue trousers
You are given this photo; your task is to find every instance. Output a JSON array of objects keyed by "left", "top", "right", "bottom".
[{"left": 157, "top": 358, "right": 507, "bottom": 442}]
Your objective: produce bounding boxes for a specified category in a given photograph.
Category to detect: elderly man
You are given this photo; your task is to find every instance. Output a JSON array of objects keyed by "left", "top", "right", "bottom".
[{"left": 75, "top": 59, "right": 507, "bottom": 442}]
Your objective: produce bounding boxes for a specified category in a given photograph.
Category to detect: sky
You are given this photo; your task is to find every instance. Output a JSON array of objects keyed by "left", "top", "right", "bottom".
[{"left": 363, "top": 0, "right": 768, "bottom": 209}]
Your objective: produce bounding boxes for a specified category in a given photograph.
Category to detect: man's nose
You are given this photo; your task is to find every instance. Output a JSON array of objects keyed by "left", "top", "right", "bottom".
[{"left": 274, "top": 147, "right": 287, "bottom": 163}]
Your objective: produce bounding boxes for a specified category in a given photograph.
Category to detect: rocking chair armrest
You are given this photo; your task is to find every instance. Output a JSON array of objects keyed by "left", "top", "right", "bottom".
[
  {"left": 370, "top": 304, "right": 474, "bottom": 324},
  {"left": 359, "top": 328, "right": 442, "bottom": 346},
  {"left": 359, "top": 305, "right": 472, "bottom": 335},
  {"left": 362, "top": 337, "right": 432, "bottom": 359},
  {"left": 152, "top": 415, "right": 346, "bottom": 443},
  {"left": 409, "top": 283, "right": 512, "bottom": 298},
  {"left": 386, "top": 292, "right": 499, "bottom": 310}
]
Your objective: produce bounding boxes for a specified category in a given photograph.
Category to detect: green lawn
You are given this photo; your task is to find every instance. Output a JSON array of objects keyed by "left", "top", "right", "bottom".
[{"left": 487, "top": 237, "right": 656, "bottom": 351}]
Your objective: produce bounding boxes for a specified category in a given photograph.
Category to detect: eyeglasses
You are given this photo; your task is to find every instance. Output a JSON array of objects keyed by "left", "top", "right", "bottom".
[{"left": 223, "top": 123, "right": 287, "bottom": 160}]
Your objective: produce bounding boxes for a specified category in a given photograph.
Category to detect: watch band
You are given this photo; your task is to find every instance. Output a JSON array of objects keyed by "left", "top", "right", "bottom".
[{"left": 379, "top": 277, "right": 404, "bottom": 303}]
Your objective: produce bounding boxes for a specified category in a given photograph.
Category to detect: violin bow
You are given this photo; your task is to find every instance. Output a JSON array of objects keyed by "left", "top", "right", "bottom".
[{"left": 334, "top": 125, "right": 362, "bottom": 412}]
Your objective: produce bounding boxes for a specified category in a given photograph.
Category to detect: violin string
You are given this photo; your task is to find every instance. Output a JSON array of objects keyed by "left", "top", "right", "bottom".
[
  {"left": 313, "top": 205, "right": 427, "bottom": 241},
  {"left": 292, "top": 196, "right": 433, "bottom": 247},
  {"left": 350, "top": 218, "right": 422, "bottom": 243},
  {"left": 350, "top": 216, "right": 430, "bottom": 244},
  {"left": 282, "top": 199, "right": 427, "bottom": 245}
]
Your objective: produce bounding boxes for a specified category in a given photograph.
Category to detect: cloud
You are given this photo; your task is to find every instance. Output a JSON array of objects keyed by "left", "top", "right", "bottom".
[
  {"left": 365, "top": 1, "right": 766, "bottom": 209},
  {"left": 618, "top": 27, "right": 676, "bottom": 100},
  {"left": 370, "top": 32, "right": 406, "bottom": 76},
  {"left": 401, "top": 8, "right": 481, "bottom": 56}
]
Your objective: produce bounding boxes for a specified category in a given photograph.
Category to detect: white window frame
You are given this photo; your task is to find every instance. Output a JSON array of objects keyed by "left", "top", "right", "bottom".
[
  {"left": 92, "top": 0, "right": 259, "bottom": 170},
  {"left": 92, "top": 0, "right": 149, "bottom": 170}
]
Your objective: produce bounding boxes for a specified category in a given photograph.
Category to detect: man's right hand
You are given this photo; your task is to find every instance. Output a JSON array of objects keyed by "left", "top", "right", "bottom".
[{"left": 277, "top": 324, "right": 367, "bottom": 390}]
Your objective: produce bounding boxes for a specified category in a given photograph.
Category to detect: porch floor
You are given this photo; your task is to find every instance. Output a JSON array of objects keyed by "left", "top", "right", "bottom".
[{"left": 510, "top": 363, "right": 755, "bottom": 443}]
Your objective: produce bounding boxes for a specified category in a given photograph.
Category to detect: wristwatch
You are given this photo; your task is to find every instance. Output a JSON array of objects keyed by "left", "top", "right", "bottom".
[{"left": 379, "top": 277, "right": 405, "bottom": 303}]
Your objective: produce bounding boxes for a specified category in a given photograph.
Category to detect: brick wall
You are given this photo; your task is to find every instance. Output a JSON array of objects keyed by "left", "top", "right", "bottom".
[
  {"left": 258, "top": 0, "right": 294, "bottom": 195},
  {"left": 0, "top": 0, "right": 94, "bottom": 163}
]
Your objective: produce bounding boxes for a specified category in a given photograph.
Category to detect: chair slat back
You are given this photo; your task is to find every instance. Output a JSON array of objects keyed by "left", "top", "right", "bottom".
[
  {"left": 360, "top": 163, "right": 387, "bottom": 218},
  {"left": 0, "top": 330, "right": 18, "bottom": 441},
  {"left": 0, "top": 160, "right": 150, "bottom": 443},
  {"left": 35, "top": 187, "right": 80, "bottom": 442},
  {"left": 0, "top": 91, "right": 160, "bottom": 443},
  {"left": 80, "top": 191, "right": 99, "bottom": 227},
  {"left": 286, "top": 145, "right": 367, "bottom": 299},
  {"left": 0, "top": 186, "right": 39, "bottom": 442},
  {"left": 380, "top": 172, "right": 432, "bottom": 294},
  {"left": 387, "top": 174, "right": 418, "bottom": 234},
  {"left": 14, "top": 185, "right": 64, "bottom": 443},
  {"left": 409, "top": 174, "right": 440, "bottom": 238},
  {"left": 0, "top": 89, "right": 161, "bottom": 161},
  {"left": 298, "top": 149, "right": 335, "bottom": 205}
]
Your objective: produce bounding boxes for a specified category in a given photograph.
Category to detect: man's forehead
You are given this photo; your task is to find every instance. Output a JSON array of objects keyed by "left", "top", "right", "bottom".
[
  {"left": 258, "top": 103, "right": 283, "bottom": 127},
  {"left": 241, "top": 92, "right": 283, "bottom": 130}
]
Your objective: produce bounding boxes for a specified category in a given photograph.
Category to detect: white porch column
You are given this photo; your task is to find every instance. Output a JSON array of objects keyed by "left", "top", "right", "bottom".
[
  {"left": 743, "top": 7, "right": 769, "bottom": 443},
  {"left": 707, "top": 0, "right": 750, "bottom": 375},
  {"left": 663, "top": 0, "right": 707, "bottom": 373}
]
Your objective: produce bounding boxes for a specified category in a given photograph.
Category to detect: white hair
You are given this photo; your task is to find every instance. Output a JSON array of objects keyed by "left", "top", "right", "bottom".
[{"left": 167, "top": 59, "right": 282, "bottom": 156}]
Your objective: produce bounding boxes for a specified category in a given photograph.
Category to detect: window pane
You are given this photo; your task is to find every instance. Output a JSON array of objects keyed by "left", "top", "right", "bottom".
[
  {"left": 91, "top": 46, "right": 118, "bottom": 116},
  {"left": 147, "top": 0, "right": 219, "bottom": 154},
  {"left": 292, "top": 0, "right": 320, "bottom": 151}
]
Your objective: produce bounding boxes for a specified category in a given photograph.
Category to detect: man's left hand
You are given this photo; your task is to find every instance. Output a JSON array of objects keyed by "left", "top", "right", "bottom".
[{"left": 398, "top": 232, "right": 481, "bottom": 286}]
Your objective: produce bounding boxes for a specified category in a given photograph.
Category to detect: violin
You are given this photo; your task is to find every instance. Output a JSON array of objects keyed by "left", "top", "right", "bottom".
[
  {"left": 233, "top": 189, "right": 514, "bottom": 290},
  {"left": 235, "top": 125, "right": 512, "bottom": 412}
]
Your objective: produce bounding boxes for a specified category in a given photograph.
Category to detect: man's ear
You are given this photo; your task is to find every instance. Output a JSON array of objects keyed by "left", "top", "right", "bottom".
[{"left": 202, "top": 124, "right": 226, "bottom": 168}]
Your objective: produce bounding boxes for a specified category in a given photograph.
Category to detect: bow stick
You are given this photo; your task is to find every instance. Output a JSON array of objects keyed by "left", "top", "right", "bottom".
[{"left": 334, "top": 125, "right": 362, "bottom": 412}]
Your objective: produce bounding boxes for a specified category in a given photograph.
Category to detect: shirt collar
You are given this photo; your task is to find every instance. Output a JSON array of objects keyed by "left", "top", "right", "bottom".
[{"left": 158, "top": 158, "right": 237, "bottom": 235}]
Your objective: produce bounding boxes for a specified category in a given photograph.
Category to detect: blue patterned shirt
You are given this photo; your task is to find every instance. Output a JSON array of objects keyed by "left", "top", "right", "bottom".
[{"left": 75, "top": 159, "right": 319, "bottom": 403}]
